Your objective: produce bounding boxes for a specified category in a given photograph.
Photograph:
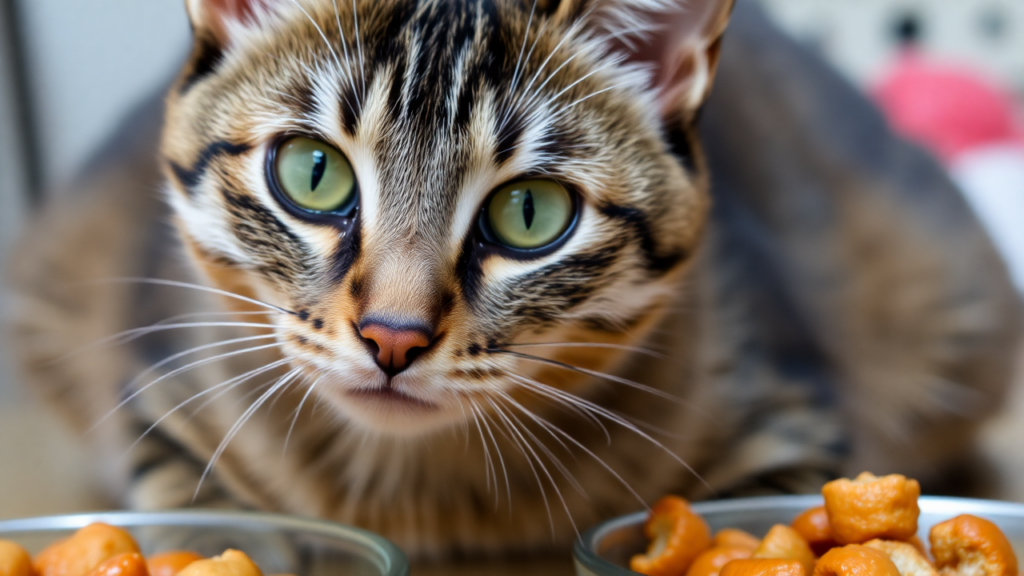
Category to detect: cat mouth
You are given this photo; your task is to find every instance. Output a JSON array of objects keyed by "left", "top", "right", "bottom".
[{"left": 347, "top": 386, "right": 439, "bottom": 411}]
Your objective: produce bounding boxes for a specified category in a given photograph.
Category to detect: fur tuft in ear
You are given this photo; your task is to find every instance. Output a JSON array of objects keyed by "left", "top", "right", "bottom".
[
  {"left": 184, "top": 0, "right": 276, "bottom": 47},
  {"left": 554, "top": 0, "right": 735, "bottom": 119}
]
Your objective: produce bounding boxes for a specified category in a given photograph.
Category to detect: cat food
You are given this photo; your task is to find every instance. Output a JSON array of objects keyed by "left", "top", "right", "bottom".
[
  {"left": 0, "top": 524, "right": 268, "bottom": 576},
  {"left": 631, "top": 472, "right": 1019, "bottom": 576},
  {"left": 630, "top": 496, "right": 713, "bottom": 576},
  {"left": 813, "top": 546, "right": 902, "bottom": 576},
  {"left": 822, "top": 473, "right": 921, "bottom": 544},
  {"left": 0, "top": 540, "right": 33, "bottom": 576},
  {"left": 751, "top": 525, "right": 816, "bottom": 576},
  {"left": 720, "top": 559, "right": 806, "bottom": 576},
  {"left": 930, "top": 515, "right": 1018, "bottom": 576}
]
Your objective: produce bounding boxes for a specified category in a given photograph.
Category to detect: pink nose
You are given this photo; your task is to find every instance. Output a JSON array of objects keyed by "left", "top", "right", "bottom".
[{"left": 358, "top": 323, "right": 433, "bottom": 376}]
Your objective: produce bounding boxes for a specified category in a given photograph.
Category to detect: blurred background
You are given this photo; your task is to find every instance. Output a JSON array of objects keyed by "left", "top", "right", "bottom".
[{"left": 0, "top": 0, "right": 1022, "bottom": 518}]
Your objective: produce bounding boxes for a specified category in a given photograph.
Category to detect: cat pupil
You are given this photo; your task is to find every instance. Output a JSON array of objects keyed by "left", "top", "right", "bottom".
[
  {"left": 523, "top": 189, "right": 535, "bottom": 229},
  {"left": 310, "top": 150, "right": 327, "bottom": 191}
]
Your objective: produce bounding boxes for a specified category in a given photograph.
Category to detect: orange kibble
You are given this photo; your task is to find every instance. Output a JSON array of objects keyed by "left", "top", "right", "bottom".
[
  {"left": 753, "top": 525, "right": 816, "bottom": 576},
  {"left": 34, "top": 524, "right": 141, "bottom": 576},
  {"left": 929, "top": 515, "right": 1017, "bottom": 576},
  {"left": 813, "top": 545, "right": 902, "bottom": 576},
  {"left": 716, "top": 530, "right": 761, "bottom": 551},
  {"left": 822, "top": 473, "right": 920, "bottom": 544},
  {"left": 83, "top": 553, "right": 148, "bottom": 576},
  {"left": 687, "top": 547, "right": 754, "bottom": 576},
  {"left": 630, "top": 496, "right": 713, "bottom": 576},
  {"left": 792, "top": 506, "right": 839, "bottom": 556},
  {"left": 176, "top": 550, "right": 261, "bottom": 576},
  {"left": 721, "top": 558, "right": 806, "bottom": 576},
  {"left": 145, "top": 553, "right": 204, "bottom": 576},
  {"left": 863, "top": 539, "right": 937, "bottom": 576},
  {"left": 0, "top": 540, "right": 35, "bottom": 576}
]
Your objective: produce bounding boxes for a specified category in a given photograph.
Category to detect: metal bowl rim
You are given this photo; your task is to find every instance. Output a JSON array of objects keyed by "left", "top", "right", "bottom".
[
  {"left": 573, "top": 495, "right": 1024, "bottom": 576},
  {"left": 0, "top": 509, "right": 409, "bottom": 576}
]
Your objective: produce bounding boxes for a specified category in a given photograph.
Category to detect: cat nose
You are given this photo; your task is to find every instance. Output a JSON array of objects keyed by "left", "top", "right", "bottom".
[{"left": 357, "top": 321, "right": 435, "bottom": 377}]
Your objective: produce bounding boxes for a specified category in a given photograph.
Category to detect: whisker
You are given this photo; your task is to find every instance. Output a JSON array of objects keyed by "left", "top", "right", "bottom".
[
  {"left": 90, "top": 278, "right": 293, "bottom": 315},
  {"left": 485, "top": 397, "right": 554, "bottom": 534},
  {"left": 486, "top": 397, "right": 575, "bottom": 538},
  {"left": 474, "top": 401, "right": 513, "bottom": 513},
  {"left": 490, "top": 348, "right": 683, "bottom": 405},
  {"left": 194, "top": 364, "right": 307, "bottom": 501},
  {"left": 493, "top": 393, "right": 586, "bottom": 498},
  {"left": 153, "top": 310, "right": 280, "bottom": 326},
  {"left": 494, "top": 387, "right": 649, "bottom": 510},
  {"left": 467, "top": 400, "right": 496, "bottom": 497},
  {"left": 503, "top": 341, "right": 665, "bottom": 359},
  {"left": 93, "top": 341, "right": 285, "bottom": 432},
  {"left": 122, "top": 358, "right": 293, "bottom": 459},
  {"left": 505, "top": 370, "right": 714, "bottom": 495},
  {"left": 284, "top": 374, "right": 324, "bottom": 454}
]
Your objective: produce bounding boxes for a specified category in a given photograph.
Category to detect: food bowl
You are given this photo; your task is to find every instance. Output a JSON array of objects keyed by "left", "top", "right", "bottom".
[
  {"left": 0, "top": 510, "right": 408, "bottom": 576},
  {"left": 573, "top": 495, "right": 1024, "bottom": 576}
]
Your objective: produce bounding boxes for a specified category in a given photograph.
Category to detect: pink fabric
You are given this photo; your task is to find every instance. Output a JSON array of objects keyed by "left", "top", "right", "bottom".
[{"left": 873, "top": 51, "right": 1024, "bottom": 164}]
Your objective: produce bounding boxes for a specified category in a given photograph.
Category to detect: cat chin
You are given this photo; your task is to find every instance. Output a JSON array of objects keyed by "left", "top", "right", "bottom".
[{"left": 319, "top": 386, "right": 466, "bottom": 437}]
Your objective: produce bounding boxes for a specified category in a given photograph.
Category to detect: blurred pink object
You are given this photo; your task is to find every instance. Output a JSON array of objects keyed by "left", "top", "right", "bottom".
[{"left": 873, "top": 50, "right": 1024, "bottom": 164}]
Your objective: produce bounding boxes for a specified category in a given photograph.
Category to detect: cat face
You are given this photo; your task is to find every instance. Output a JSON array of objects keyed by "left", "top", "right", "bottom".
[{"left": 163, "top": 0, "right": 732, "bottom": 436}]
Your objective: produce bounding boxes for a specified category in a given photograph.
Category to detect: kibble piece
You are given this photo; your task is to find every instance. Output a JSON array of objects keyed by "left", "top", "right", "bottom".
[
  {"left": 930, "top": 515, "right": 1017, "bottom": 576},
  {"left": 83, "top": 553, "right": 148, "bottom": 576},
  {"left": 792, "top": 506, "right": 839, "bottom": 556},
  {"left": 630, "top": 496, "right": 713, "bottom": 576},
  {"left": 687, "top": 547, "right": 754, "bottom": 576},
  {"left": 863, "top": 539, "right": 937, "bottom": 576},
  {"left": 34, "top": 524, "right": 141, "bottom": 576},
  {"left": 176, "top": 550, "right": 261, "bottom": 576},
  {"left": 0, "top": 540, "right": 35, "bottom": 576},
  {"left": 822, "top": 473, "right": 920, "bottom": 544},
  {"left": 146, "top": 553, "right": 204, "bottom": 576},
  {"left": 752, "top": 525, "right": 816, "bottom": 576},
  {"left": 715, "top": 530, "right": 761, "bottom": 551},
  {"left": 813, "top": 545, "right": 902, "bottom": 576},
  {"left": 721, "top": 558, "right": 806, "bottom": 576}
]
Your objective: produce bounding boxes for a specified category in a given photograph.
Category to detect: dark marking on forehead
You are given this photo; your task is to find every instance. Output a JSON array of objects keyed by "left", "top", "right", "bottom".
[
  {"left": 180, "top": 35, "right": 225, "bottom": 94},
  {"left": 292, "top": 84, "right": 321, "bottom": 120},
  {"left": 169, "top": 141, "right": 251, "bottom": 196},
  {"left": 495, "top": 113, "right": 524, "bottom": 165},
  {"left": 599, "top": 203, "right": 687, "bottom": 274}
]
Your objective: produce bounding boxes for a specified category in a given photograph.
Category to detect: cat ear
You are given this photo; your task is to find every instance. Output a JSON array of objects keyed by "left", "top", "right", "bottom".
[
  {"left": 184, "top": 0, "right": 277, "bottom": 47},
  {"left": 553, "top": 0, "right": 735, "bottom": 119}
]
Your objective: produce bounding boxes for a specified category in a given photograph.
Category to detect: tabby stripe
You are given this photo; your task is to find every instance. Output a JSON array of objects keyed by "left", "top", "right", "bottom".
[
  {"left": 169, "top": 140, "right": 251, "bottom": 196},
  {"left": 179, "top": 35, "right": 225, "bottom": 94},
  {"left": 599, "top": 203, "right": 687, "bottom": 273}
]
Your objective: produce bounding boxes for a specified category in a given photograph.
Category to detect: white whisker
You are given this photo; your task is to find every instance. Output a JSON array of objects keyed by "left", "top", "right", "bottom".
[
  {"left": 122, "top": 358, "right": 293, "bottom": 459},
  {"left": 92, "top": 337, "right": 283, "bottom": 431},
  {"left": 194, "top": 364, "right": 307, "bottom": 501}
]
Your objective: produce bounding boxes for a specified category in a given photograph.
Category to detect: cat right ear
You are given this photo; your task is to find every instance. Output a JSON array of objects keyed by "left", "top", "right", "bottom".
[{"left": 185, "top": 0, "right": 275, "bottom": 47}]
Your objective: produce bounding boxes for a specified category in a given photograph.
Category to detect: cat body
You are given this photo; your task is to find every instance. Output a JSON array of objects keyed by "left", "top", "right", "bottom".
[{"left": 12, "top": 0, "right": 1021, "bottom": 561}]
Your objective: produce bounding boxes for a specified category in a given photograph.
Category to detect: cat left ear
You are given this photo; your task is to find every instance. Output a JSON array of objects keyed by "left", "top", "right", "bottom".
[
  {"left": 185, "top": 0, "right": 276, "bottom": 47},
  {"left": 553, "top": 0, "right": 735, "bottom": 120}
]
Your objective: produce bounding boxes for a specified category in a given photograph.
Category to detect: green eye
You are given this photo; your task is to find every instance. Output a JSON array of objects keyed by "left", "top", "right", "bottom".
[
  {"left": 274, "top": 136, "right": 356, "bottom": 213},
  {"left": 486, "top": 179, "right": 574, "bottom": 250}
]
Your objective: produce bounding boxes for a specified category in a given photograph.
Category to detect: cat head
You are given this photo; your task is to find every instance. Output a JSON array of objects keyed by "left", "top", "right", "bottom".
[{"left": 163, "top": 0, "right": 733, "bottom": 437}]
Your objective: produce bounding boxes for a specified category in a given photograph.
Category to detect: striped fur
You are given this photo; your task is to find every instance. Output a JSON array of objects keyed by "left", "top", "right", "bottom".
[{"left": 10, "top": 0, "right": 1022, "bottom": 562}]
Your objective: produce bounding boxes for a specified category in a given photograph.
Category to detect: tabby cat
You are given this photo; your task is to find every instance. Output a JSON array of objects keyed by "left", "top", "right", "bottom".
[{"left": 12, "top": 0, "right": 1022, "bottom": 562}]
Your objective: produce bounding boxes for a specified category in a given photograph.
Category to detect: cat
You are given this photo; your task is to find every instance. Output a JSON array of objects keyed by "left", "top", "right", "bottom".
[{"left": 11, "top": 0, "right": 1022, "bottom": 562}]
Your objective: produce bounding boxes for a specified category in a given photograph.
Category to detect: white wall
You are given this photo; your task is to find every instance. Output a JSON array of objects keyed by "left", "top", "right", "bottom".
[{"left": 16, "top": 0, "right": 192, "bottom": 191}]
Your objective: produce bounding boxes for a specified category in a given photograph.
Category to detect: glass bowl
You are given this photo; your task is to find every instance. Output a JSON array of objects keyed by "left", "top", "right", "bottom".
[
  {"left": 0, "top": 510, "right": 408, "bottom": 576},
  {"left": 573, "top": 495, "right": 1024, "bottom": 576}
]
